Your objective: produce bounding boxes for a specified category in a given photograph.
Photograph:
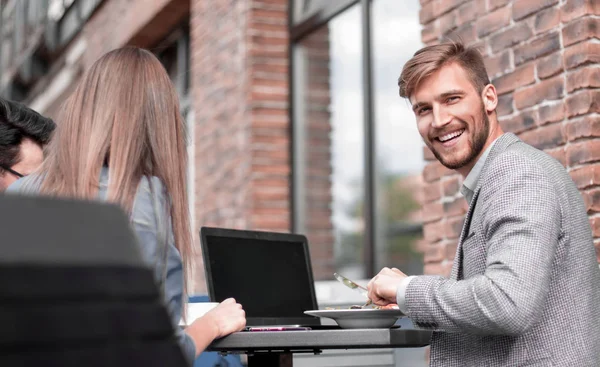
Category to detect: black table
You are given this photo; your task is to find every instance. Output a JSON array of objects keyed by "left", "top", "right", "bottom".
[{"left": 207, "top": 327, "right": 432, "bottom": 367}]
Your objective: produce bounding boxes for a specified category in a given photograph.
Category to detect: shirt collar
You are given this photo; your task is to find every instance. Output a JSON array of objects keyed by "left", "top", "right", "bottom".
[{"left": 460, "top": 138, "right": 498, "bottom": 204}]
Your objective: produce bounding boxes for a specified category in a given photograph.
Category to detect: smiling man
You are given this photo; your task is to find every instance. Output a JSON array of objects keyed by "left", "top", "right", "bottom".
[
  {"left": 0, "top": 98, "right": 55, "bottom": 191},
  {"left": 367, "top": 42, "right": 600, "bottom": 366}
]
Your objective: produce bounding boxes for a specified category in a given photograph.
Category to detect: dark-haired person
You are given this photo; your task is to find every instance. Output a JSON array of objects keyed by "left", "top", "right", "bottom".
[
  {"left": 0, "top": 97, "right": 55, "bottom": 191},
  {"left": 367, "top": 42, "right": 600, "bottom": 366}
]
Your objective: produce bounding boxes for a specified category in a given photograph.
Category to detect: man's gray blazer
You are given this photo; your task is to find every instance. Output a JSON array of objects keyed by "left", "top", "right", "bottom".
[{"left": 405, "top": 133, "right": 600, "bottom": 366}]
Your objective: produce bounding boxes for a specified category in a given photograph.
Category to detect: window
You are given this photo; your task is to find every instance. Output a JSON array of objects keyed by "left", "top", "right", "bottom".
[
  {"left": 293, "top": 4, "right": 366, "bottom": 280},
  {"left": 291, "top": 3, "right": 426, "bottom": 364},
  {"left": 291, "top": 0, "right": 424, "bottom": 281},
  {"left": 372, "top": 0, "right": 424, "bottom": 275}
]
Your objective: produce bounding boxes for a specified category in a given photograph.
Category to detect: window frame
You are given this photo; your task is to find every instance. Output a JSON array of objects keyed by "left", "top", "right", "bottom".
[{"left": 289, "top": 0, "right": 378, "bottom": 277}]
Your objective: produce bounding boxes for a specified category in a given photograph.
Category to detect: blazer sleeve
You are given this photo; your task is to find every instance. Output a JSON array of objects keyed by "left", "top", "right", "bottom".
[
  {"left": 404, "top": 151, "right": 562, "bottom": 336},
  {"left": 131, "top": 177, "right": 196, "bottom": 362}
]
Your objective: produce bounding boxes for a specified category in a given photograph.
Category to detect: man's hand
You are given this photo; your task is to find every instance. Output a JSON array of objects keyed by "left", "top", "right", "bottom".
[{"left": 367, "top": 267, "right": 407, "bottom": 306}]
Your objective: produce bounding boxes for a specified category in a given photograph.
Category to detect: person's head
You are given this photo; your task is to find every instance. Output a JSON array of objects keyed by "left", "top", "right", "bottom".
[
  {"left": 0, "top": 98, "right": 55, "bottom": 191},
  {"left": 399, "top": 42, "right": 503, "bottom": 176},
  {"left": 38, "top": 47, "right": 192, "bottom": 276}
]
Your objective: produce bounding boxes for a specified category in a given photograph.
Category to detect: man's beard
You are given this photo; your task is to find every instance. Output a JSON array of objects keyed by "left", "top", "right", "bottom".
[{"left": 428, "top": 105, "right": 490, "bottom": 170}]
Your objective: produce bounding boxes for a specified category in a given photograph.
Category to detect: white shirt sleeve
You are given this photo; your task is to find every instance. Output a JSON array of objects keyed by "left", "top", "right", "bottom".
[{"left": 396, "top": 275, "right": 416, "bottom": 314}]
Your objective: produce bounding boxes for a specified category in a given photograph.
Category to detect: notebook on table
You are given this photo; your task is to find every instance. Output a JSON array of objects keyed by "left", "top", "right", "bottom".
[{"left": 200, "top": 227, "right": 325, "bottom": 330}]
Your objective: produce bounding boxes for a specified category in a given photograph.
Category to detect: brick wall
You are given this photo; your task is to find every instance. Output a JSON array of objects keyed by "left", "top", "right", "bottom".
[
  {"left": 22, "top": 0, "right": 290, "bottom": 293},
  {"left": 190, "top": 0, "right": 290, "bottom": 290},
  {"left": 419, "top": 0, "right": 600, "bottom": 276},
  {"left": 82, "top": 0, "right": 189, "bottom": 69},
  {"left": 37, "top": 0, "right": 189, "bottom": 117}
]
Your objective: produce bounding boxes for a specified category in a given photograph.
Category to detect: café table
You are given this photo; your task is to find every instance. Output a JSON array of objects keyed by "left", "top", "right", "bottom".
[{"left": 207, "top": 326, "right": 432, "bottom": 367}]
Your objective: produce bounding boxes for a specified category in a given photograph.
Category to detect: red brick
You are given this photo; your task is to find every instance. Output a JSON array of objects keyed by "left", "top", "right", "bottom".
[
  {"left": 562, "top": 16, "right": 600, "bottom": 47},
  {"left": 423, "top": 181, "right": 443, "bottom": 203},
  {"left": 444, "top": 197, "right": 468, "bottom": 216},
  {"left": 471, "top": 41, "right": 488, "bottom": 57},
  {"left": 439, "top": 10, "right": 458, "bottom": 34},
  {"left": 546, "top": 146, "right": 567, "bottom": 167},
  {"left": 492, "top": 63, "right": 536, "bottom": 95},
  {"left": 536, "top": 51, "right": 564, "bottom": 79},
  {"left": 566, "top": 90, "right": 600, "bottom": 118},
  {"left": 566, "top": 140, "right": 600, "bottom": 166},
  {"left": 513, "top": 76, "right": 564, "bottom": 109},
  {"left": 424, "top": 221, "right": 446, "bottom": 243},
  {"left": 590, "top": 216, "right": 600, "bottom": 237},
  {"left": 583, "top": 188, "right": 600, "bottom": 214},
  {"left": 561, "top": 0, "right": 600, "bottom": 23},
  {"left": 477, "top": 5, "right": 511, "bottom": 37},
  {"left": 438, "top": 0, "right": 470, "bottom": 16},
  {"left": 499, "top": 109, "right": 538, "bottom": 133},
  {"left": 251, "top": 8, "right": 286, "bottom": 19},
  {"left": 513, "top": 0, "right": 559, "bottom": 21},
  {"left": 485, "top": 50, "right": 512, "bottom": 78},
  {"left": 445, "top": 216, "right": 464, "bottom": 240},
  {"left": 564, "top": 40, "right": 600, "bottom": 70},
  {"left": 422, "top": 23, "right": 440, "bottom": 43},
  {"left": 424, "top": 242, "right": 447, "bottom": 263},
  {"left": 534, "top": 6, "right": 561, "bottom": 34},
  {"left": 447, "top": 23, "right": 477, "bottom": 45},
  {"left": 456, "top": 0, "right": 487, "bottom": 24},
  {"left": 442, "top": 176, "right": 461, "bottom": 196},
  {"left": 567, "top": 67, "right": 600, "bottom": 93},
  {"left": 539, "top": 102, "right": 565, "bottom": 125},
  {"left": 490, "top": 23, "right": 533, "bottom": 54},
  {"left": 446, "top": 240, "right": 459, "bottom": 260},
  {"left": 519, "top": 123, "right": 565, "bottom": 151},
  {"left": 424, "top": 261, "right": 452, "bottom": 276},
  {"left": 514, "top": 31, "right": 561, "bottom": 66},
  {"left": 422, "top": 201, "right": 444, "bottom": 223},
  {"left": 423, "top": 161, "right": 454, "bottom": 182},
  {"left": 570, "top": 164, "right": 600, "bottom": 189},
  {"left": 488, "top": 0, "right": 510, "bottom": 12},
  {"left": 496, "top": 94, "right": 514, "bottom": 117},
  {"left": 566, "top": 115, "right": 600, "bottom": 141},
  {"left": 420, "top": 1, "right": 436, "bottom": 24}
]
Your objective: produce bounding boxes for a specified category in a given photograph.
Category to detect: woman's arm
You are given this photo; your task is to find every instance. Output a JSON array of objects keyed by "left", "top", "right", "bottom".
[{"left": 185, "top": 298, "right": 246, "bottom": 356}]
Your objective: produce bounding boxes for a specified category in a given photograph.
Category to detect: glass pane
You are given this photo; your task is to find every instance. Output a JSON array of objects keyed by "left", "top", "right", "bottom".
[
  {"left": 293, "top": 4, "right": 365, "bottom": 281},
  {"left": 372, "top": 0, "right": 425, "bottom": 276}
]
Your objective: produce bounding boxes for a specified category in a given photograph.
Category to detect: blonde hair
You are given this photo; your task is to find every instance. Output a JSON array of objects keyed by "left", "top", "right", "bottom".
[
  {"left": 398, "top": 42, "right": 490, "bottom": 99},
  {"left": 38, "top": 47, "right": 192, "bottom": 291}
]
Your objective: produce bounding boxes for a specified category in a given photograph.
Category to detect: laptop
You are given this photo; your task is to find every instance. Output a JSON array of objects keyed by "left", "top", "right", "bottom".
[{"left": 200, "top": 227, "right": 322, "bottom": 329}]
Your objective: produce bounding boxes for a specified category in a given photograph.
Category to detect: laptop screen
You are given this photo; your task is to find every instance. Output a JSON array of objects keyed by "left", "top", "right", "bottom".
[{"left": 200, "top": 227, "right": 320, "bottom": 326}]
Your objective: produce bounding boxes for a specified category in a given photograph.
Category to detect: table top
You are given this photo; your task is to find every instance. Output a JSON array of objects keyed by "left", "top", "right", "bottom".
[{"left": 207, "top": 327, "right": 432, "bottom": 354}]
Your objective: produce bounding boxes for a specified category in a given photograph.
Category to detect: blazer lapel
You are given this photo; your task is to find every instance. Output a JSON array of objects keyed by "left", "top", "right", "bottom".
[
  {"left": 450, "top": 187, "right": 480, "bottom": 280},
  {"left": 449, "top": 133, "right": 521, "bottom": 280}
]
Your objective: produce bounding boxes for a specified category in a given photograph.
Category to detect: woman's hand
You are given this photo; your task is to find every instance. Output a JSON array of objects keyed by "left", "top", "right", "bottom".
[
  {"left": 185, "top": 298, "right": 246, "bottom": 357},
  {"left": 201, "top": 298, "right": 247, "bottom": 339}
]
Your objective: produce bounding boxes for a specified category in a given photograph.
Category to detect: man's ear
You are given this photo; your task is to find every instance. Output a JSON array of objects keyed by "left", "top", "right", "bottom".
[{"left": 482, "top": 84, "right": 498, "bottom": 113}]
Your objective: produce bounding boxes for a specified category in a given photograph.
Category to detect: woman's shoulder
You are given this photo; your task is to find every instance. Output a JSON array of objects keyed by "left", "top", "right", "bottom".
[
  {"left": 5, "top": 175, "right": 41, "bottom": 194},
  {"left": 135, "top": 175, "right": 167, "bottom": 201},
  {"left": 131, "top": 175, "right": 170, "bottom": 217}
]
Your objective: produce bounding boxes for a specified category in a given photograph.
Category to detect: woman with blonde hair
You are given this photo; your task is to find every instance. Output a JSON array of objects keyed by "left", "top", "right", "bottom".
[{"left": 7, "top": 47, "right": 246, "bottom": 362}]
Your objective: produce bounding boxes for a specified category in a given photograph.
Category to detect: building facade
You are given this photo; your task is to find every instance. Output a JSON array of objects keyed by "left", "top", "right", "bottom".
[{"left": 1, "top": 0, "right": 598, "bottom": 297}]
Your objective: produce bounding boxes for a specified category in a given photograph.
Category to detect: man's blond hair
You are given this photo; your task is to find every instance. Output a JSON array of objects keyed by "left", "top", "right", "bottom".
[{"left": 398, "top": 42, "right": 490, "bottom": 99}]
